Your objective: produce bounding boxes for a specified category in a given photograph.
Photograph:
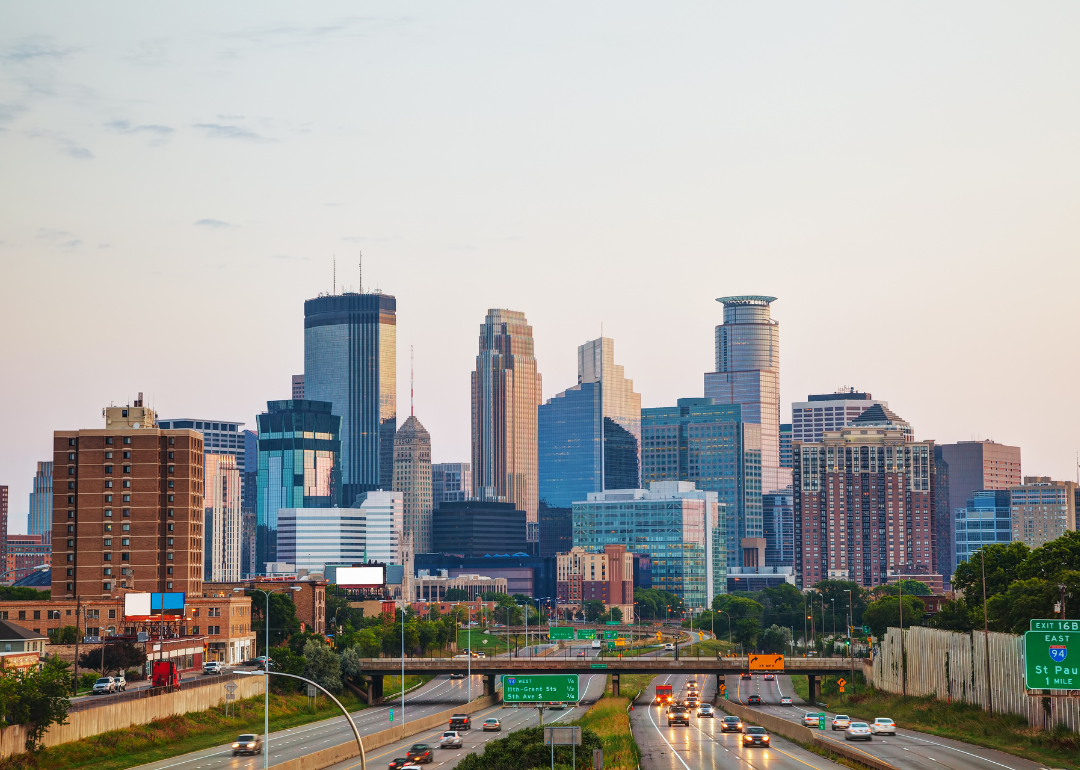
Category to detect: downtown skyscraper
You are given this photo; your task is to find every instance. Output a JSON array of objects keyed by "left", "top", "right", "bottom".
[
  {"left": 393, "top": 415, "right": 433, "bottom": 554},
  {"left": 704, "top": 296, "right": 789, "bottom": 496},
  {"left": 304, "top": 292, "right": 396, "bottom": 505},
  {"left": 471, "top": 309, "right": 542, "bottom": 541}
]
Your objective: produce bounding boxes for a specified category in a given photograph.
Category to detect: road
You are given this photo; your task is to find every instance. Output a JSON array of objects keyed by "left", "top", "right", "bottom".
[
  {"left": 631, "top": 671, "right": 846, "bottom": 770},
  {"left": 731, "top": 673, "right": 1046, "bottom": 770}
]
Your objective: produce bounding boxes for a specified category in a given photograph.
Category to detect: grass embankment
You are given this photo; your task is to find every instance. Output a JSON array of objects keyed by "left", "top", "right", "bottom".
[
  {"left": 789, "top": 675, "right": 1080, "bottom": 770},
  {"left": 0, "top": 689, "right": 366, "bottom": 770},
  {"left": 568, "top": 674, "right": 650, "bottom": 770},
  {"left": 682, "top": 638, "right": 734, "bottom": 657},
  {"left": 381, "top": 674, "right": 431, "bottom": 697}
]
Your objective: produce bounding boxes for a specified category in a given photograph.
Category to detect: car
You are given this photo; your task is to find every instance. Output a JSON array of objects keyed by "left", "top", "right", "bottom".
[
  {"left": 685, "top": 697, "right": 699, "bottom": 707},
  {"left": 203, "top": 661, "right": 224, "bottom": 675},
  {"left": 720, "top": 716, "right": 744, "bottom": 733},
  {"left": 747, "top": 695, "right": 762, "bottom": 705},
  {"left": 740, "top": 672, "right": 752, "bottom": 680},
  {"left": 802, "top": 712, "right": 825, "bottom": 728},
  {"left": 439, "top": 732, "right": 463, "bottom": 749},
  {"left": 742, "top": 727, "right": 771, "bottom": 747},
  {"left": 845, "top": 722, "right": 872, "bottom": 741},
  {"left": 449, "top": 714, "right": 471, "bottom": 730},
  {"left": 92, "top": 677, "right": 117, "bottom": 695},
  {"left": 832, "top": 715, "right": 851, "bottom": 731},
  {"left": 114, "top": 675, "right": 127, "bottom": 691},
  {"left": 780, "top": 697, "right": 793, "bottom": 706},
  {"left": 763, "top": 674, "right": 775, "bottom": 681},
  {"left": 664, "top": 643, "right": 675, "bottom": 651},
  {"left": 667, "top": 706, "right": 690, "bottom": 726},
  {"left": 697, "top": 704, "right": 715, "bottom": 718},
  {"left": 482, "top": 718, "right": 501, "bottom": 732},
  {"left": 452, "top": 654, "right": 470, "bottom": 659},
  {"left": 388, "top": 758, "right": 412, "bottom": 770},
  {"left": 406, "top": 744, "right": 434, "bottom": 764},
  {"left": 232, "top": 734, "right": 263, "bottom": 756},
  {"left": 576, "top": 650, "right": 587, "bottom": 657},
  {"left": 475, "top": 652, "right": 486, "bottom": 658},
  {"left": 870, "top": 718, "right": 897, "bottom": 735},
  {"left": 450, "top": 673, "right": 466, "bottom": 679},
  {"left": 548, "top": 702, "right": 565, "bottom": 709},
  {"left": 256, "top": 657, "right": 274, "bottom": 671},
  {"left": 591, "top": 640, "right": 602, "bottom": 649}
]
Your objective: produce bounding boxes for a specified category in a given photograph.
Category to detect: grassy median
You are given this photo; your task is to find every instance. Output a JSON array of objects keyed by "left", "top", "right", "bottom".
[
  {"left": 0, "top": 689, "right": 367, "bottom": 770},
  {"left": 568, "top": 674, "right": 650, "bottom": 770},
  {"left": 789, "top": 675, "right": 1080, "bottom": 770}
]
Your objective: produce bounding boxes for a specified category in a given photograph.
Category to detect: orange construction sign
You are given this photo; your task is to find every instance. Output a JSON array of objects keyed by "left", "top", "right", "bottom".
[{"left": 748, "top": 654, "right": 785, "bottom": 671}]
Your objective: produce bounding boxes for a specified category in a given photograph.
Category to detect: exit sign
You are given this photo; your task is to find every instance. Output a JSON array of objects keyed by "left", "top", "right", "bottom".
[
  {"left": 501, "top": 675, "right": 579, "bottom": 703},
  {"left": 1025, "top": 629, "right": 1078, "bottom": 690}
]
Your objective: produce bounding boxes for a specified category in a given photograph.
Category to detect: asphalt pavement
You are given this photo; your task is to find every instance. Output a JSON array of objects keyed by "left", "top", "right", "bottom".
[{"left": 730, "top": 672, "right": 1047, "bottom": 770}]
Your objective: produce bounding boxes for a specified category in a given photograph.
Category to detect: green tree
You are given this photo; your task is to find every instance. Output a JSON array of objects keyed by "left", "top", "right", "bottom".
[
  {"left": 734, "top": 617, "right": 761, "bottom": 649},
  {"left": 77, "top": 641, "right": 146, "bottom": 675},
  {"left": 302, "top": 640, "right": 342, "bottom": 692},
  {"left": 355, "top": 628, "right": 382, "bottom": 658},
  {"left": 928, "top": 599, "right": 978, "bottom": 632},
  {"left": 985, "top": 577, "right": 1058, "bottom": 633},
  {"left": 582, "top": 601, "right": 605, "bottom": 623},
  {"left": 1019, "top": 530, "right": 1080, "bottom": 581},
  {"left": 455, "top": 725, "right": 602, "bottom": 770},
  {"left": 0, "top": 587, "right": 50, "bottom": 601},
  {"left": 756, "top": 583, "right": 807, "bottom": 629},
  {"left": 417, "top": 619, "right": 438, "bottom": 652},
  {"left": 760, "top": 624, "right": 792, "bottom": 654},
  {"left": 339, "top": 646, "right": 363, "bottom": 681},
  {"left": 713, "top": 595, "right": 764, "bottom": 619},
  {"left": 875, "top": 580, "right": 932, "bottom": 598},
  {"left": 0, "top": 656, "right": 72, "bottom": 752},
  {"left": 48, "top": 626, "right": 79, "bottom": 645},
  {"left": 862, "top": 595, "right": 926, "bottom": 638},
  {"left": 811, "top": 580, "right": 870, "bottom": 627},
  {"left": 952, "top": 542, "right": 1030, "bottom": 603},
  {"left": 249, "top": 591, "right": 302, "bottom": 651}
]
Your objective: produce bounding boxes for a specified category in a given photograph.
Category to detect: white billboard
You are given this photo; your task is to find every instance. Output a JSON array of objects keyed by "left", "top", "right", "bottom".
[
  {"left": 334, "top": 566, "right": 385, "bottom": 587},
  {"left": 125, "top": 593, "right": 151, "bottom": 616}
]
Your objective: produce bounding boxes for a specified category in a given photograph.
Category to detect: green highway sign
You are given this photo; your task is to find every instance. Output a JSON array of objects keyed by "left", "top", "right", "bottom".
[
  {"left": 389, "top": 708, "right": 394, "bottom": 722},
  {"left": 576, "top": 629, "right": 596, "bottom": 640},
  {"left": 501, "top": 675, "right": 579, "bottom": 703},
  {"left": 604, "top": 631, "right": 618, "bottom": 639},
  {"left": 1031, "top": 619, "right": 1080, "bottom": 632},
  {"left": 605, "top": 621, "right": 621, "bottom": 625},
  {"left": 1024, "top": 629, "right": 1079, "bottom": 690},
  {"left": 549, "top": 627, "right": 575, "bottom": 640},
  {"left": 590, "top": 664, "right": 607, "bottom": 669},
  {"left": 607, "top": 642, "right": 616, "bottom": 650}
]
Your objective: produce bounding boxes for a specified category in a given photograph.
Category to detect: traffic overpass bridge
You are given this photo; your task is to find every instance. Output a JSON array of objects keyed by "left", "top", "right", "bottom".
[{"left": 354, "top": 656, "right": 856, "bottom": 703}]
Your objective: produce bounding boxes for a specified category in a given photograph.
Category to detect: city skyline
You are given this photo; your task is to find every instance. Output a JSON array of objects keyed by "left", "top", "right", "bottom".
[{"left": 4, "top": 4, "right": 1080, "bottom": 527}]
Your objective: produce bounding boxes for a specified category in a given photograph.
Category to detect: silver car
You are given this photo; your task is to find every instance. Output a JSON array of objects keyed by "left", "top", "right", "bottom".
[
  {"left": 845, "top": 722, "right": 872, "bottom": 741},
  {"left": 439, "top": 732, "right": 463, "bottom": 749},
  {"left": 870, "top": 717, "right": 896, "bottom": 735}
]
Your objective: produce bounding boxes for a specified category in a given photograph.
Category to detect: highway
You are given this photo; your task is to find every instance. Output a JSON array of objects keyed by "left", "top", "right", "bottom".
[{"left": 730, "top": 673, "right": 1046, "bottom": 770}]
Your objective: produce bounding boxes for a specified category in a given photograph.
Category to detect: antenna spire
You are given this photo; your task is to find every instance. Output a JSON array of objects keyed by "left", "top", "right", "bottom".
[
  {"left": 333, "top": 256, "right": 336, "bottom": 295},
  {"left": 359, "top": 251, "right": 362, "bottom": 295},
  {"left": 410, "top": 344, "right": 414, "bottom": 416}
]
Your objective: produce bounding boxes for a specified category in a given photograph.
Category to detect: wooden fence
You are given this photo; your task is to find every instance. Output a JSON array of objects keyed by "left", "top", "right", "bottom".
[{"left": 869, "top": 626, "right": 1080, "bottom": 732}]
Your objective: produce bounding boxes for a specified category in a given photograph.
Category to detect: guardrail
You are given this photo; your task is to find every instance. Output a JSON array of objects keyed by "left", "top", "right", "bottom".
[{"left": 70, "top": 671, "right": 249, "bottom": 712}]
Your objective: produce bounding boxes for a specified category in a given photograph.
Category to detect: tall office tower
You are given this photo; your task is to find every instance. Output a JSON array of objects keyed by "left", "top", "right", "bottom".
[
  {"left": 763, "top": 488, "right": 794, "bottom": 567},
  {"left": 304, "top": 292, "right": 397, "bottom": 506},
  {"left": 573, "top": 481, "right": 724, "bottom": 607},
  {"left": 790, "top": 390, "right": 893, "bottom": 444},
  {"left": 255, "top": 400, "right": 341, "bottom": 571},
  {"left": 432, "top": 462, "right": 472, "bottom": 503},
  {"left": 936, "top": 440, "right": 1021, "bottom": 579},
  {"left": 793, "top": 418, "right": 937, "bottom": 589},
  {"left": 241, "top": 429, "right": 258, "bottom": 576},
  {"left": 538, "top": 501, "right": 573, "bottom": 558},
  {"left": 277, "top": 507, "right": 366, "bottom": 573},
  {"left": 1010, "top": 477, "right": 1077, "bottom": 548},
  {"left": 392, "top": 415, "right": 433, "bottom": 554},
  {"left": 471, "top": 309, "right": 542, "bottom": 539},
  {"left": 354, "top": 490, "right": 403, "bottom": 564},
  {"left": 779, "top": 425, "right": 792, "bottom": 469},
  {"left": 156, "top": 418, "right": 248, "bottom": 511},
  {"left": 28, "top": 462, "right": 53, "bottom": 538},
  {"left": 954, "top": 490, "right": 1012, "bottom": 566},
  {"left": 704, "top": 296, "right": 788, "bottom": 495},
  {"left": 0, "top": 485, "right": 6, "bottom": 560},
  {"left": 204, "top": 454, "right": 242, "bottom": 582},
  {"left": 292, "top": 375, "right": 305, "bottom": 400},
  {"left": 641, "top": 398, "right": 759, "bottom": 570},
  {"left": 53, "top": 396, "right": 204, "bottom": 598},
  {"left": 538, "top": 337, "right": 641, "bottom": 507}
]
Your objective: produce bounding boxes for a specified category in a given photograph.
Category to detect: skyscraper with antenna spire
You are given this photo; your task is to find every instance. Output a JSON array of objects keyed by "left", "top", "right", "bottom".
[{"left": 393, "top": 345, "right": 433, "bottom": 553}]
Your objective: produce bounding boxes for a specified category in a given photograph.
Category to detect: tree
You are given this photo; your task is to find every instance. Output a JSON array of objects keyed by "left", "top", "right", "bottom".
[
  {"left": 0, "top": 587, "right": 50, "bottom": 601},
  {"left": 0, "top": 656, "right": 72, "bottom": 752},
  {"left": 249, "top": 591, "right": 302, "bottom": 651},
  {"left": 811, "top": 580, "right": 871, "bottom": 626},
  {"left": 355, "top": 628, "right": 382, "bottom": 658},
  {"left": 582, "top": 601, "right": 605, "bottom": 623},
  {"left": 985, "top": 578, "right": 1058, "bottom": 633},
  {"left": 455, "top": 725, "right": 602, "bottom": 770},
  {"left": 928, "top": 599, "right": 977, "bottom": 632},
  {"left": 444, "top": 588, "right": 471, "bottom": 601},
  {"left": 48, "top": 626, "right": 79, "bottom": 645},
  {"left": 302, "top": 640, "right": 342, "bottom": 692},
  {"left": 734, "top": 617, "right": 761, "bottom": 649},
  {"left": 952, "top": 542, "right": 1030, "bottom": 603},
  {"left": 760, "top": 624, "right": 792, "bottom": 654},
  {"left": 861, "top": 595, "right": 925, "bottom": 638},
  {"left": 1019, "top": 531, "right": 1080, "bottom": 582},
  {"left": 77, "top": 641, "right": 146, "bottom": 675},
  {"left": 874, "top": 580, "right": 931, "bottom": 598},
  {"left": 713, "top": 595, "right": 764, "bottom": 619},
  {"left": 268, "top": 646, "right": 306, "bottom": 692}
]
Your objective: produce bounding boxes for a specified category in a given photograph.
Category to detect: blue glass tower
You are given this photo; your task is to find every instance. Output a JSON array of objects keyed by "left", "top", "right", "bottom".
[
  {"left": 256, "top": 400, "right": 341, "bottom": 571},
  {"left": 954, "top": 490, "right": 1012, "bottom": 566},
  {"left": 304, "top": 292, "right": 396, "bottom": 506}
]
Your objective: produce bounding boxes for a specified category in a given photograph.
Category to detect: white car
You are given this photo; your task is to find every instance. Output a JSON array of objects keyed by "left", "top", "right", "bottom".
[
  {"left": 203, "top": 661, "right": 224, "bottom": 675},
  {"left": 831, "top": 715, "right": 851, "bottom": 731},
  {"left": 664, "top": 643, "right": 675, "bottom": 651},
  {"left": 92, "top": 677, "right": 118, "bottom": 695},
  {"left": 845, "top": 722, "right": 872, "bottom": 741},
  {"left": 870, "top": 717, "right": 897, "bottom": 735},
  {"left": 439, "top": 732, "right": 463, "bottom": 749}
]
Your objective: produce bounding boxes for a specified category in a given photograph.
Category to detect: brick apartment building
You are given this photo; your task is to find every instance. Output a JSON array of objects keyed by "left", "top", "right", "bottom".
[
  {"left": 556, "top": 545, "right": 634, "bottom": 620},
  {"left": 5, "top": 535, "right": 51, "bottom": 583}
]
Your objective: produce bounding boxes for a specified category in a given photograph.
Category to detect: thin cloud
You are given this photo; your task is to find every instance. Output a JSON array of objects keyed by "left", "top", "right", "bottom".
[
  {"left": 37, "top": 228, "right": 82, "bottom": 250},
  {"left": 193, "top": 123, "right": 266, "bottom": 141},
  {"left": 27, "top": 129, "right": 93, "bottom": 159},
  {"left": 1, "top": 38, "right": 79, "bottom": 63},
  {"left": 194, "top": 219, "right": 235, "bottom": 229},
  {"left": 106, "top": 120, "right": 174, "bottom": 136}
]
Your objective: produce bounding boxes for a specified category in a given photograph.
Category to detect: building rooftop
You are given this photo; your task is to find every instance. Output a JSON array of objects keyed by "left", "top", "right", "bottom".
[
  {"left": 715, "top": 295, "right": 777, "bottom": 306},
  {"left": 0, "top": 619, "right": 48, "bottom": 642},
  {"left": 849, "top": 404, "right": 907, "bottom": 426}
]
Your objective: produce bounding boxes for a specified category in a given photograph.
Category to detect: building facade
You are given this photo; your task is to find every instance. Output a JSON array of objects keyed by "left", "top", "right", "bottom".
[
  {"left": 255, "top": 400, "right": 341, "bottom": 572},
  {"left": 28, "top": 462, "right": 52, "bottom": 538},
  {"left": 412, "top": 573, "right": 507, "bottom": 602},
  {"left": 392, "top": 415, "right": 433, "bottom": 554},
  {"left": 954, "top": 490, "right": 1012, "bottom": 566},
  {"left": 572, "top": 481, "right": 723, "bottom": 609},
  {"left": 555, "top": 544, "right": 634, "bottom": 618},
  {"left": 779, "top": 425, "right": 792, "bottom": 469},
  {"left": 471, "top": 309, "right": 542, "bottom": 539},
  {"left": 354, "top": 490, "right": 402, "bottom": 565},
  {"left": 414, "top": 553, "right": 556, "bottom": 598},
  {"left": 790, "top": 390, "right": 889, "bottom": 444},
  {"left": 432, "top": 463, "right": 472, "bottom": 503},
  {"left": 53, "top": 398, "right": 204, "bottom": 598},
  {"left": 431, "top": 501, "right": 528, "bottom": 557},
  {"left": 204, "top": 454, "right": 242, "bottom": 582},
  {"left": 4, "top": 535, "right": 50, "bottom": 583},
  {"left": 793, "top": 420, "right": 937, "bottom": 589},
  {"left": 641, "top": 398, "right": 760, "bottom": 570},
  {"left": 1010, "top": 476, "right": 1077, "bottom": 548},
  {"left": 704, "top": 296, "right": 788, "bottom": 496},
  {"left": 304, "top": 292, "right": 397, "bottom": 506},
  {"left": 292, "top": 374, "right": 305, "bottom": 400},
  {"left": 762, "top": 487, "right": 794, "bottom": 568},
  {"left": 277, "top": 507, "right": 366, "bottom": 572},
  {"left": 538, "top": 502, "right": 573, "bottom": 558},
  {"left": 0, "top": 486, "right": 6, "bottom": 559}
]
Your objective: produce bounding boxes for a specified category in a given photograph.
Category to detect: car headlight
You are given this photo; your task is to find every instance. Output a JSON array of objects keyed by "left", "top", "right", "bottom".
[
  {"left": 247, "top": 743, "right": 256, "bottom": 748},
  {"left": 232, "top": 744, "right": 240, "bottom": 748}
]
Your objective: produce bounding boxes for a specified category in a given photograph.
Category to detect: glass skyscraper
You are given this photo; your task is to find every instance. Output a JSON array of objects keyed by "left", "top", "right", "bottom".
[
  {"left": 255, "top": 399, "right": 341, "bottom": 571},
  {"left": 641, "top": 398, "right": 761, "bottom": 570},
  {"left": 954, "top": 490, "right": 1012, "bottom": 566},
  {"left": 304, "top": 292, "right": 396, "bottom": 506},
  {"left": 763, "top": 488, "right": 794, "bottom": 567},
  {"left": 28, "top": 461, "right": 52, "bottom": 537}
]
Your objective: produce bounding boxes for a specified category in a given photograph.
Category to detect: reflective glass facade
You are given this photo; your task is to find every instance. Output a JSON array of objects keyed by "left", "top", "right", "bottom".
[
  {"left": 255, "top": 400, "right": 341, "bottom": 572},
  {"left": 304, "top": 293, "right": 396, "bottom": 506},
  {"left": 763, "top": 488, "right": 794, "bottom": 567},
  {"left": 954, "top": 490, "right": 1011, "bottom": 566},
  {"left": 278, "top": 507, "right": 366, "bottom": 573},
  {"left": 204, "top": 454, "right": 242, "bottom": 582},
  {"left": 28, "top": 461, "right": 52, "bottom": 537}
]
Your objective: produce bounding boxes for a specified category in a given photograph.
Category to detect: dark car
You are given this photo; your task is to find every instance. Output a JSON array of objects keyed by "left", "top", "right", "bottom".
[
  {"left": 740, "top": 672, "right": 752, "bottom": 680},
  {"left": 232, "top": 734, "right": 263, "bottom": 756},
  {"left": 449, "top": 713, "right": 471, "bottom": 730},
  {"left": 720, "top": 716, "right": 744, "bottom": 733},
  {"left": 406, "top": 744, "right": 434, "bottom": 764},
  {"left": 742, "top": 727, "right": 771, "bottom": 747},
  {"left": 747, "top": 694, "right": 762, "bottom": 705},
  {"left": 667, "top": 706, "right": 690, "bottom": 726},
  {"left": 388, "top": 759, "right": 412, "bottom": 770}
]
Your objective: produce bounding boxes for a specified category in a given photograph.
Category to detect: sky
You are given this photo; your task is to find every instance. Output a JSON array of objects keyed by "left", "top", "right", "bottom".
[{"left": 2, "top": 3, "right": 1079, "bottom": 532}]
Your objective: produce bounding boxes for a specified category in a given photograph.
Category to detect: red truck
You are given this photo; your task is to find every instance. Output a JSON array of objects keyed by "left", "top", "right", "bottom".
[
  {"left": 152, "top": 661, "right": 180, "bottom": 689},
  {"left": 654, "top": 684, "right": 673, "bottom": 705}
]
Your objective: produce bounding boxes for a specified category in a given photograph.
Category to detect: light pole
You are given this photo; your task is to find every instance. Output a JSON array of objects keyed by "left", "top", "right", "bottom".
[
  {"left": 235, "top": 585, "right": 302, "bottom": 770},
  {"left": 979, "top": 550, "right": 993, "bottom": 715},
  {"left": 845, "top": 589, "right": 853, "bottom": 694},
  {"left": 718, "top": 610, "right": 731, "bottom": 652}
]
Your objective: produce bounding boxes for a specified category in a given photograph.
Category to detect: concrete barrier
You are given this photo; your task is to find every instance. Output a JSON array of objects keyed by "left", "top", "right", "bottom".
[
  {"left": 718, "top": 700, "right": 899, "bottom": 770},
  {"left": 267, "top": 694, "right": 503, "bottom": 770}
]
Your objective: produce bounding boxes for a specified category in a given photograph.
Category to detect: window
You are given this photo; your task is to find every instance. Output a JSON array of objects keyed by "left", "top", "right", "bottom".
[
  {"left": 167, "top": 566, "right": 173, "bottom": 575},
  {"left": 104, "top": 538, "right": 112, "bottom": 546},
  {"left": 67, "top": 496, "right": 74, "bottom": 504},
  {"left": 123, "top": 509, "right": 130, "bottom": 517},
  {"left": 123, "top": 451, "right": 130, "bottom": 460},
  {"left": 105, "top": 465, "right": 113, "bottom": 473},
  {"left": 18, "top": 611, "right": 25, "bottom": 620},
  {"left": 167, "top": 538, "right": 173, "bottom": 546},
  {"left": 168, "top": 495, "right": 174, "bottom": 503},
  {"left": 104, "top": 523, "right": 112, "bottom": 532},
  {"left": 67, "top": 524, "right": 73, "bottom": 533},
  {"left": 167, "top": 581, "right": 173, "bottom": 589},
  {"left": 68, "top": 467, "right": 75, "bottom": 476},
  {"left": 168, "top": 466, "right": 175, "bottom": 474},
  {"left": 123, "top": 437, "right": 131, "bottom": 445},
  {"left": 69, "top": 438, "right": 77, "bottom": 446},
  {"left": 122, "top": 538, "right": 129, "bottom": 546},
  {"left": 121, "top": 553, "right": 129, "bottom": 561},
  {"left": 108, "top": 609, "right": 116, "bottom": 619},
  {"left": 105, "top": 509, "right": 112, "bottom": 517},
  {"left": 169, "top": 452, "right": 175, "bottom": 459},
  {"left": 103, "top": 583, "right": 111, "bottom": 591},
  {"left": 68, "top": 482, "right": 74, "bottom": 489},
  {"left": 122, "top": 523, "right": 130, "bottom": 531},
  {"left": 123, "top": 480, "right": 131, "bottom": 488},
  {"left": 66, "top": 569, "right": 72, "bottom": 577},
  {"left": 66, "top": 583, "right": 73, "bottom": 591},
  {"left": 104, "top": 553, "right": 111, "bottom": 561},
  {"left": 167, "top": 523, "right": 174, "bottom": 531},
  {"left": 104, "top": 568, "right": 112, "bottom": 575},
  {"left": 105, "top": 481, "right": 113, "bottom": 488},
  {"left": 33, "top": 611, "right": 40, "bottom": 620},
  {"left": 167, "top": 553, "right": 174, "bottom": 560},
  {"left": 123, "top": 495, "right": 130, "bottom": 502},
  {"left": 168, "top": 480, "right": 174, "bottom": 488},
  {"left": 168, "top": 509, "right": 174, "bottom": 516}
]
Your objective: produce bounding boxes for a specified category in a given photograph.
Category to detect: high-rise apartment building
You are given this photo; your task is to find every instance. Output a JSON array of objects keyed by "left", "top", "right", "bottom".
[
  {"left": 471, "top": 309, "right": 542, "bottom": 540},
  {"left": 0, "top": 485, "right": 7, "bottom": 558},
  {"left": 954, "top": 490, "right": 1012, "bottom": 566},
  {"left": 539, "top": 337, "right": 641, "bottom": 508},
  {"left": 779, "top": 425, "right": 792, "bottom": 469},
  {"left": 937, "top": 441, "right": 1021, "bottom": 579},
  {"left": 28, "top": 462, "right": 52, "bottom": 538},
  {"left": 277, "top": 507, "right": 366, "bottom": 572},
  {"left": 156, "top": 418, "right": 249, "bottom": 506},
  {"left": 353, "top": 490, "right": 403, "bottom": 565},
  {"left": 292, "top": 374, "right": 305, "bottom": 400},
  {"left": 572, "top": 481, "right": 724, "bottom": 608},
  {"left": 555, "top": 545, "right": 635, "bottom": 618},
  {"left": 53, "top": 396, "right": 204, "bottom": 598},
  {"left": 393, "top": 415, "right": 433, "bottom": 554},
  {"left": 1010, "top": 477, "right": 1077, "bottom": 548},
  {"left": 641, "top": 398, "right": 760, "bottom": 570},
  {"left": 304, "top": 292, "right": 396, "bottom": 505},
  {"left": 255, "top": 400, "right": 341, "bottom": 571},
  {"left": 204, "top": 454, "right": 242, "bottom": 582},
  {"left": 793, "top": 418, "right": 937, "bottom": 589},
  {"left": 790, "top": 390, "right": 894, "bottom": 444},
  {"left": 432, "top": 463, "right": 472, "bottom": 503},
  {"left": 704, "top": 296, "right": 789, "bottom": 495},
  {"left": 763, "top": 487, "right": 794, "bottom": 567}
]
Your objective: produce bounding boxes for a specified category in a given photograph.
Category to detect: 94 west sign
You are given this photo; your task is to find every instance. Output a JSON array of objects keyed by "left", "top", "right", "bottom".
[
  {"left": 501, "top": 675, "right": 579, "bottom": 703},
  {"left": 1025, "top": 620, "right": 1079, "bottom": 690}
]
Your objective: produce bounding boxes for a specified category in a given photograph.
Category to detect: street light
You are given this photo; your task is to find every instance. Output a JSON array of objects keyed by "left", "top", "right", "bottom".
[{"left": 235, "top": 585, "right": 302, "bottom": 770}]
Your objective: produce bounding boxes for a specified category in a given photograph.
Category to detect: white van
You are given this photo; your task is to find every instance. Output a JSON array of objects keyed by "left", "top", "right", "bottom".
[{"left": 591, "top": 640, "right": 601, "bottom": 649}]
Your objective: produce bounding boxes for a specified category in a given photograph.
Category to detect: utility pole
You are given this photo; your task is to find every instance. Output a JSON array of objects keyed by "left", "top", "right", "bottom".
[{"left": 980, "top": 551, "right": 993, "bottom": 715}]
